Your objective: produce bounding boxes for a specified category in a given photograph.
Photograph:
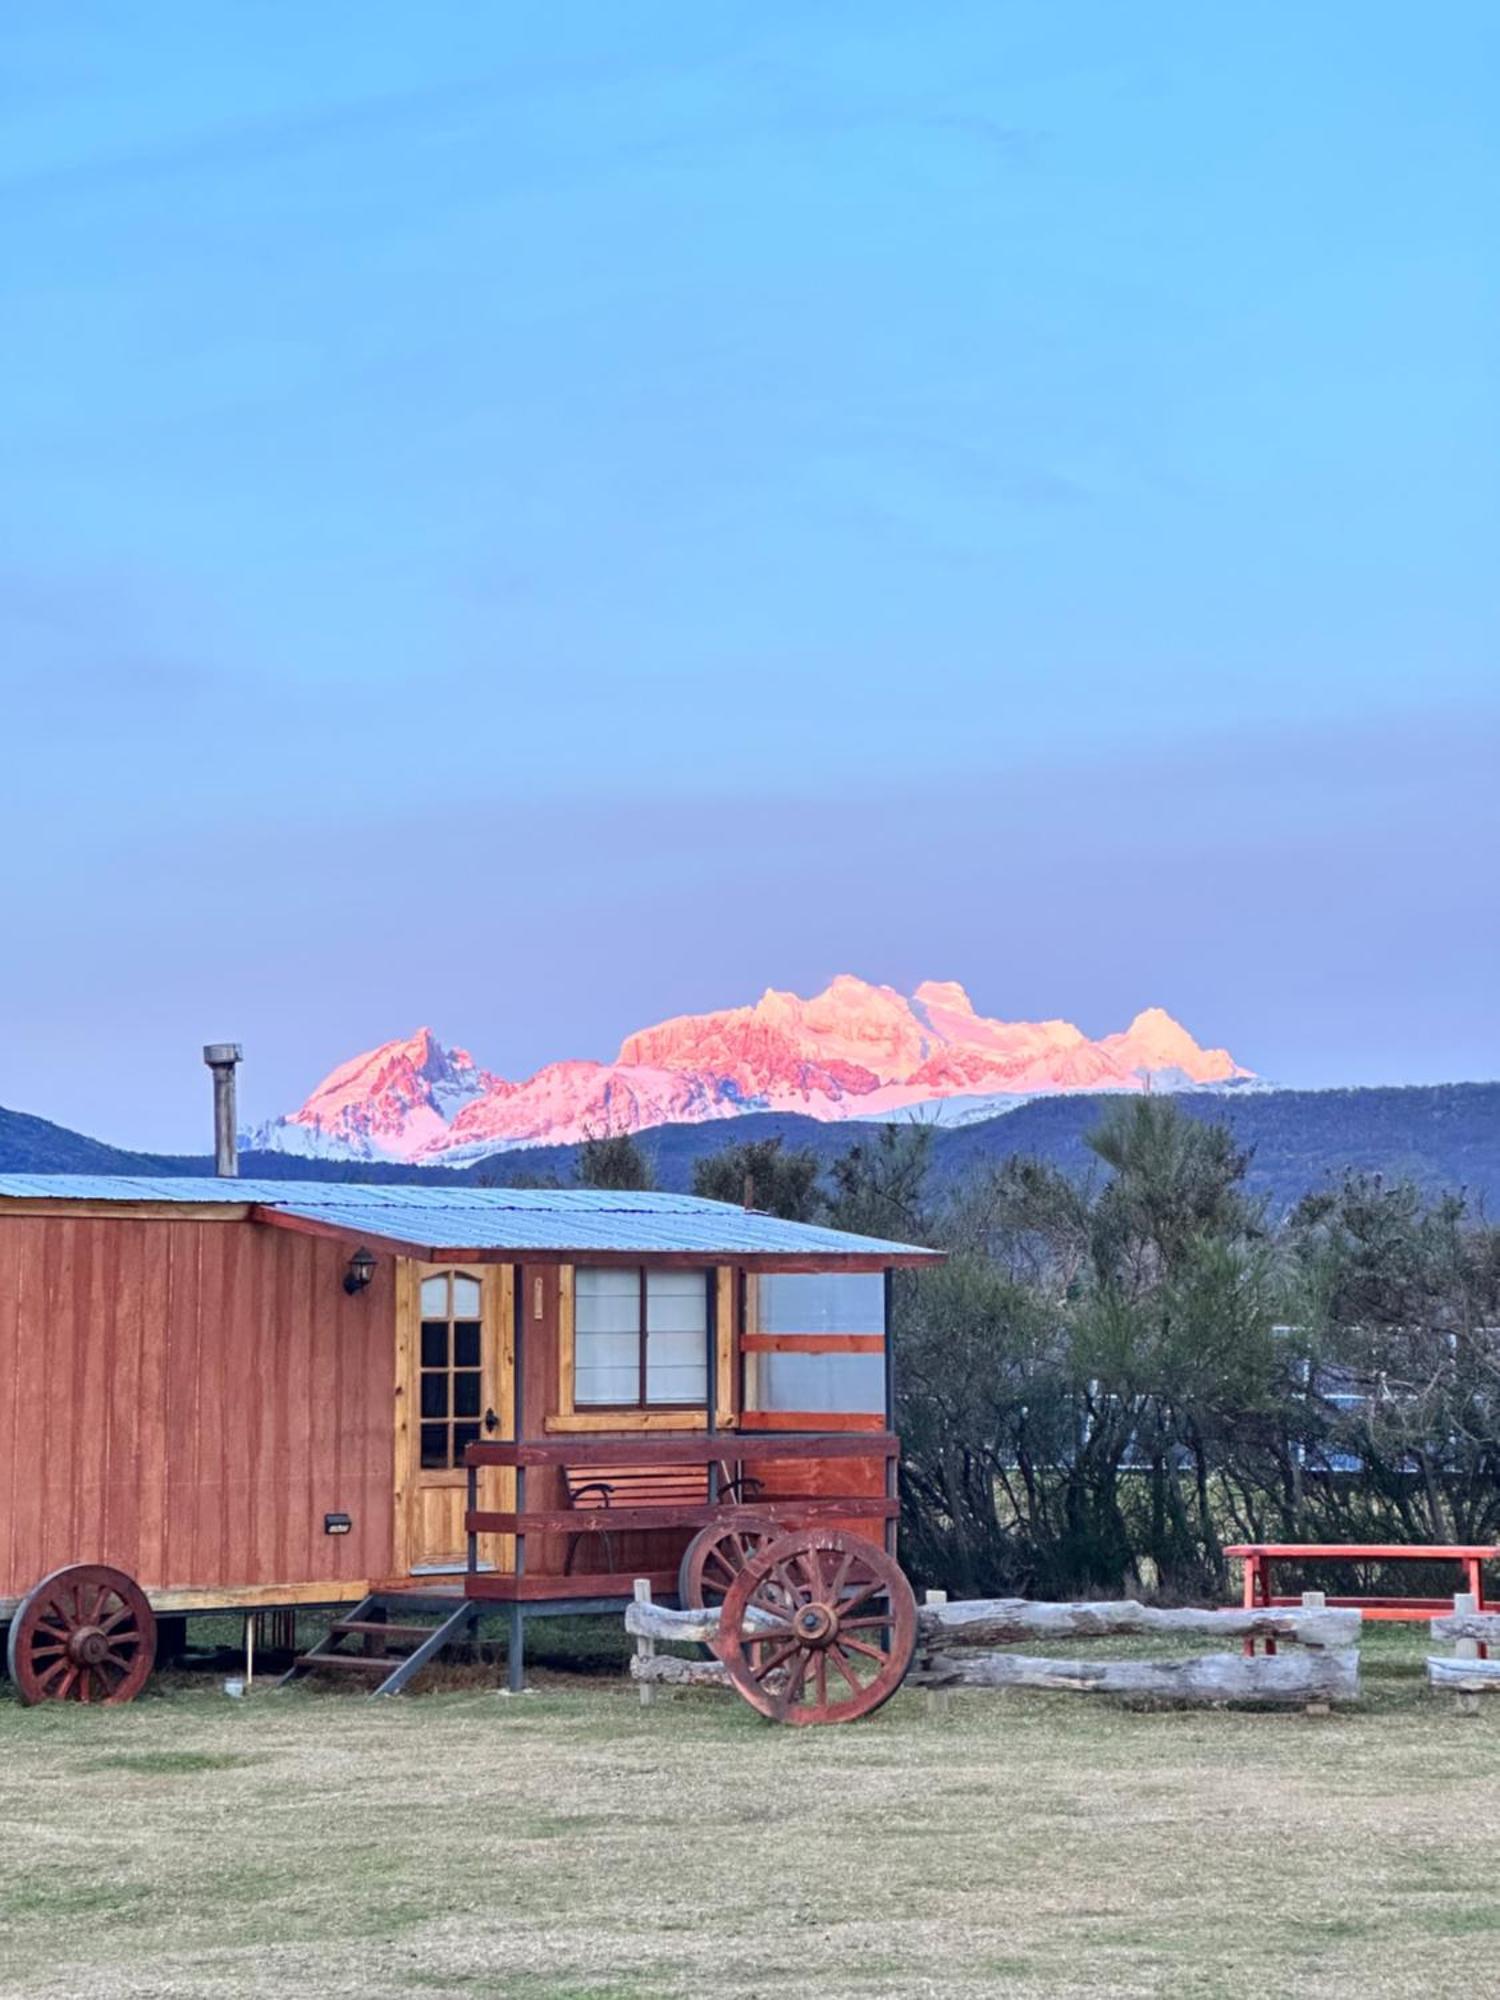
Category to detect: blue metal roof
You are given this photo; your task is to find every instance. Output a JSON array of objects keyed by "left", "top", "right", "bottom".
[{"left": 0, "top": 1175, "right": 937, "bottom": 1262}]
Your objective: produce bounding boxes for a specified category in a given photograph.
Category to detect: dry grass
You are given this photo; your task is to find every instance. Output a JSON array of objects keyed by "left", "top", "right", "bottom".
[{"left": 2, "top": 1630, "right": 1499, "bottom": 1998}]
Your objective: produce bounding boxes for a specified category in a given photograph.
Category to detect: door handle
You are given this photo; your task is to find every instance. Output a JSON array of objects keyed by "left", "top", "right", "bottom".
[{"left": 483, "top": 1406, "right": 500, "bottom": 1434}]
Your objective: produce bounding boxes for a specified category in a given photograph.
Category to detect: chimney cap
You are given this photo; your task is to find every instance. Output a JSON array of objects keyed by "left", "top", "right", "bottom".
[{"left": 203, "top": 1043, "right": 243, "bottom": 1067}]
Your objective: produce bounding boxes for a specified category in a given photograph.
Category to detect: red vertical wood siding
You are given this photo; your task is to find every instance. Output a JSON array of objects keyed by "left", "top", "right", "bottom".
[{"left": 0, "top": 1214, "right": 395, "bottom": 1601}]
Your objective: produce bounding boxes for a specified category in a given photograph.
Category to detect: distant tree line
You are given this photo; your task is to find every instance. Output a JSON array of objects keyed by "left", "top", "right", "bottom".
[{"left": 570, "top": 1104, "right": 1500, "bottom": 1600}]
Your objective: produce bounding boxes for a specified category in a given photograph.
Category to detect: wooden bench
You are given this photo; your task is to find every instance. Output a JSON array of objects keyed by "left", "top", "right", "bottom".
[
  {"left": 561, "top": 1462, "right": 761, "bottom": 1576},
  {"left": 1227, "top": 1543, "right": 1497, "bottom": 1638}
]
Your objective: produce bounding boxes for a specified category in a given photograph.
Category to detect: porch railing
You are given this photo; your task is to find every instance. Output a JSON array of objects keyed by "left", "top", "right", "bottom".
[{"left": 462, "top": 1430, "right": 899, "bottom": 1603}]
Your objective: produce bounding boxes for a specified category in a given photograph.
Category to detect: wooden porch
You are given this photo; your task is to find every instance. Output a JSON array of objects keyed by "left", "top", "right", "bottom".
[{"left": 461, "top": 1429, "right": 900, "bottom": 1606}]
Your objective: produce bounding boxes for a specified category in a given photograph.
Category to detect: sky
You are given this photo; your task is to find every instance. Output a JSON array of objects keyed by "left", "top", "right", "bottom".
[{"left": 1, "top": 3, "right": 1496, "bottom": 1150}]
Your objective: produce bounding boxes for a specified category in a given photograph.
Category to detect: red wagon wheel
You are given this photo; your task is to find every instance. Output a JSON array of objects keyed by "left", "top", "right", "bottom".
[
  {"left": 7, "top": 1565, "right": 156, "bottom": 1706},
  {"left": 714, "top": 1527, "right": 916, "bottom": 1726},
  {"left": 677, "top": 1514, "right": 783, "bottom": 1610}
]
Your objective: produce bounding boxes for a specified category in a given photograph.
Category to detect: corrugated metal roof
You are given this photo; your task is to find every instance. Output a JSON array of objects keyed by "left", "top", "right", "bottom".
[{"left": 0, "top": 1175, "right": 937, "bottom": 1261}]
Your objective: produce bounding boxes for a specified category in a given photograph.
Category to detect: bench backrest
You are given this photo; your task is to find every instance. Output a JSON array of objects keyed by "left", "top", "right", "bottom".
[{"left": 564, "top": 1464, "right": 712, "bottom": 1512}]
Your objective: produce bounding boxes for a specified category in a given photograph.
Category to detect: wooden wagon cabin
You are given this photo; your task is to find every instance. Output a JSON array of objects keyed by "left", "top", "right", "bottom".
[{"left": 0, "top": 1174, "right": 937, "bottom": 1702}]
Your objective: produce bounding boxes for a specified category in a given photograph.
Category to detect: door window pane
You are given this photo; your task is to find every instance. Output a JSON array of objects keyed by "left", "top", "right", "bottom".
[{"left": 417, "top": 1270, "right": 486, "bottom": 1468}]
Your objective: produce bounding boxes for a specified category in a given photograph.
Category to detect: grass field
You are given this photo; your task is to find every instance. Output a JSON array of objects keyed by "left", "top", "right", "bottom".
[{"left": 2, "top": 1628, "right": 1499, "bottom": 1999}]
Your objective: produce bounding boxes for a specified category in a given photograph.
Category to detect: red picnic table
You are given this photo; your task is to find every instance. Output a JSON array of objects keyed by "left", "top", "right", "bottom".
[{"left": 1226, "top": 1543, "right": 1498, "bottom": 1655}]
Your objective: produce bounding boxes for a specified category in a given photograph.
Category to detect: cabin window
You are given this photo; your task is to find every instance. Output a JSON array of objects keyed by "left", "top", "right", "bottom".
[
  {"left": 418, "top": 1271, "right": 484, "bottom": 1468},
  {"left": 574, "top": 1267, "right": 709, "bottom": 1409},
  {"left": 754, "top": 1272, "right": 886, "bottom": 1415}
]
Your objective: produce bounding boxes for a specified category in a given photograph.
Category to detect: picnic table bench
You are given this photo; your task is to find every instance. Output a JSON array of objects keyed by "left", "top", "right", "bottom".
[{"left": 1226, "top": 1543, "right": 1497, "bottom": 1654}]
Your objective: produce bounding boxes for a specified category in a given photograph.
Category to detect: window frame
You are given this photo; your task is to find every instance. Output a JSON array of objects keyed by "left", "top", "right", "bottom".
[
  {"left": 416, "top": 1268, "right": 486, "bottom": 1471},
  {"left": 572, "top": 1264, "right": 711, "bottom": 1413}
]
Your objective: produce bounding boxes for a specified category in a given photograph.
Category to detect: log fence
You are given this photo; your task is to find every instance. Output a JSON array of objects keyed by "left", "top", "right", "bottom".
[
  {"left": 911, "top": 1587, "right": 1360, "bottom": 1710},
  {"left": 624, "top": 1582, "right": 1363, "bottom": 1711},
  {"left": 1428, "top": 1593, "right": 1500, "bottom": 1714}
]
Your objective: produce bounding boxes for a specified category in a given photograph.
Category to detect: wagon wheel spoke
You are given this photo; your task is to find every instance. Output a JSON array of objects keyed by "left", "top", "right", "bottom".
[
  {"left": 770, "top": 1561, "right": 807, "bottom": 1607},
  {"left": 744, "top": 1619, "right": 794, "bottom": 1643},
  {"left": 748, "top": 1632, "right": 804, "bottom": 1680},
  {"left": 813, "top": 1650, "right": 828, "bottom": 1710},
  {"left": 826, "top": 1547, "right": 855, "bottom": 1603},
  {"left": 833, "top": 1579, "right": 884, "bottom": 1618},
  {"left": 838, "top": 1634, "right": 890, "bottom": 1663},
  {"left": 838, "top": 1613, "right": 893, "bottom": 1630},
  {"left": 37, "top": 1658, "right": 73, "bottom": 1695},
  {"left": 827, "top": 1644, "right": 865, "bottom": 1696}
]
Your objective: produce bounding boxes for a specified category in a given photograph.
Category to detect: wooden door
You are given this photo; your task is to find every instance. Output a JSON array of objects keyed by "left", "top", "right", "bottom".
[{"left": 394, "top": 1262, "right": 514, "bottom": 1574}]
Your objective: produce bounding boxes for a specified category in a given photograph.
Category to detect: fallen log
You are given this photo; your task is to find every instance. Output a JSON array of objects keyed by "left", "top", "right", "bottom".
[
  {"left": 913, "top": 1646, "right": 1359, "bottom": 1703},
  {"left": 1427, "top": 1655, "right": 1500, "bottom": 1690},
  {"left": 915, "top": 1597, "right": 1358, "bottom": 1650},
  {"left": 624, "top": 1600, "right": 780, "bottom": 1643},
  {"left": 629, "top": 1653, "right": 730, "bottom": 1687},
  {"left": 1430, "top": 1612, "right": 1500, "bottom": 1645}
]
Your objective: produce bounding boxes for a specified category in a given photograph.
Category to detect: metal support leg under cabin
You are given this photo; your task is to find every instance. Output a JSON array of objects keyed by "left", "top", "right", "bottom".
[
  {"left": 508, "top": 1603, "right": 525, "bottom": 1693},
  {"left": 509, "top": 1457, "right": 528, "bottom": 1692}
]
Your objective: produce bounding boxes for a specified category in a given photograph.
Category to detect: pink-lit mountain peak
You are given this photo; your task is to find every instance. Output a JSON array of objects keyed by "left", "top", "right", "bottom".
[{"left": 255, "top": 980, "right": 1253, "bottom": 1163}]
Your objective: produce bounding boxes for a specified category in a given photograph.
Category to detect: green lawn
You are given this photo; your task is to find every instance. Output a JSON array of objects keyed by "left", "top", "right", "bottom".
[{"left": 1, "top": 1629, "right": 1498, "bottom": 1998}]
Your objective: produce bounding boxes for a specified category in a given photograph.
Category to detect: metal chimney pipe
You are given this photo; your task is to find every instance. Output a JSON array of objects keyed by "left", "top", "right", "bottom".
[{"left": 202, "top": 1044, "right": 242, "bottom": 1177}]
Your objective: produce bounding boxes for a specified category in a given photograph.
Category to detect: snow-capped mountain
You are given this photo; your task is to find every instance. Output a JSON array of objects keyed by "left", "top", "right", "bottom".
[{"left": 250, "top": 978, "right": 1253, "bottom": 1163}]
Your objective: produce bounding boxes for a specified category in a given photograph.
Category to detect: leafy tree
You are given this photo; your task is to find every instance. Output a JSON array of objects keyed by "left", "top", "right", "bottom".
[
  {"left": 691, "top": 1136, "right": 823, "bottom": 1221},
  {"left": 575, "top": 1131, "right": 655, "bottom": 1191},
  {"left": 826, "top": 1124, "right": 934, "bottom": 1243}
]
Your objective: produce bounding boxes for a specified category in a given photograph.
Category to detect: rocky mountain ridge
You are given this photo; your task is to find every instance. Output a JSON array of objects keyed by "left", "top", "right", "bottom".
[{"left": 251, "top": 976, "right": 1251, "bottom": 1163}]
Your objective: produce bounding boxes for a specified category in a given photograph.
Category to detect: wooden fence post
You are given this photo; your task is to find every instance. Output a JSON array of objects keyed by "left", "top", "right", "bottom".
[
  {"left": 1452, "top": 1591, "right": 1480, "bottom": 1717},
  {"left": 924, "top": 1590, "right": 950, "bottom": 1717},
  {"left": 633, "top": 1579, "right": 655, "bottom": 1708},
  {"left": 1300, "top": 1591, "right": 1330, "bottom": 1714}
]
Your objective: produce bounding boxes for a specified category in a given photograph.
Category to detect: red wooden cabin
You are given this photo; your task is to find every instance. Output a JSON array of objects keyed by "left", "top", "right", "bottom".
[{"left": 0, "top": 1175, "right": 936, "bottom": 1693}]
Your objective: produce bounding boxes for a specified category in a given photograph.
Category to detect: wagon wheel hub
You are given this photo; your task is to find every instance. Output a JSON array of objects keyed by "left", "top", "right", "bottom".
[
  {"left": 69, "top": 1626, "right": 111, "bottom": 1666},
  {"left": 793, "top": 1602, "right": 838, "bottom": 1646}
]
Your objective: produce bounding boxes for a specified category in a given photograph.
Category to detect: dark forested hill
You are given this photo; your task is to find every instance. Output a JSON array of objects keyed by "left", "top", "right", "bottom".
[{"left": 2, "top": 1082, "right": 1497, "bottom": 1214}]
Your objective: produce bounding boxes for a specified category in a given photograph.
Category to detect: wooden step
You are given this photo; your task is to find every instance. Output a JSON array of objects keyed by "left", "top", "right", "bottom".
[
  {"left": 328, "top": 1620, "right": 436, "bottom": 1643},
  {"left": 294, "top": 1652, "right": 395, "bottom": 1674}
]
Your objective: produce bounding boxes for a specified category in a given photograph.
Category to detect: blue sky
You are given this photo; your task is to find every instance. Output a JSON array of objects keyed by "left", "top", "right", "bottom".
[{"left": 2, "top": 4, "right": 1496, "bottom": 1148}]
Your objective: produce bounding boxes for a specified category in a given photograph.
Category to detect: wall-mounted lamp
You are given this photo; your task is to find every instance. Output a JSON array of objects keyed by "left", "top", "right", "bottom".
[
  {"left": 324, "top": 1512, "right": 352, "bottom": 1536},
  {"left": 343, "top": 1246, "right": 377, "bottom": 1295}
]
